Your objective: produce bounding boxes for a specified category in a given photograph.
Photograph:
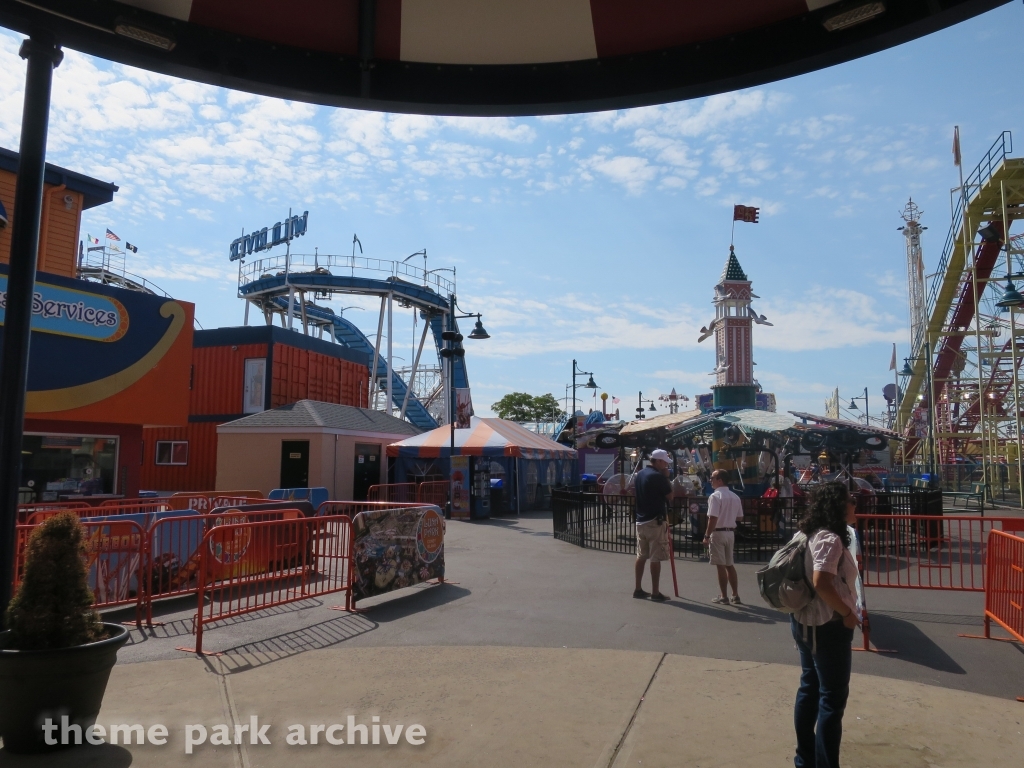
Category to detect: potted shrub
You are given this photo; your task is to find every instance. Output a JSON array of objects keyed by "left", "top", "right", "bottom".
[{"left": 0, "top": 513, "right": 128, "bottom": 753}]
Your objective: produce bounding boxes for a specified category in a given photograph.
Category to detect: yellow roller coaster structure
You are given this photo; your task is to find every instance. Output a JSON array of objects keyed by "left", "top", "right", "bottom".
[{"left": 897, "top": 131, "right": 1024, "bottom": 506}]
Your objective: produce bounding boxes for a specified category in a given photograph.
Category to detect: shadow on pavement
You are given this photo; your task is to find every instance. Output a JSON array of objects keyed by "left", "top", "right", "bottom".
[
  {"left": 0, "top": 744, "right": 132, "bottom": 767},
  {"left": 362, "top": 582, "right": 471, "bottom": 623},
  {"left": 210, "top": 612, "right": 379, "bottom": 673},
  {"left": 667, "top": 598, "right": 780, "bottom": 625},
  {"left": 868, "top": 614, "right": 967, "bottom": 674}
]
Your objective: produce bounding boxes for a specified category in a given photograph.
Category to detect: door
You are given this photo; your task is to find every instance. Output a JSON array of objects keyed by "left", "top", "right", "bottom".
[
  {"left": 280, "top": 440, "right": 310, "bottom": 488},
  {"left": 353, "top": 443, "right": 381, "bottom": 501}
]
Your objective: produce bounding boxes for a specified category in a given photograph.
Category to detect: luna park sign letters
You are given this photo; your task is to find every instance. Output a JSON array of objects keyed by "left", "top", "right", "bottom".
[{"left": 229, "top": 211, "right": 308, "bottom": 262}]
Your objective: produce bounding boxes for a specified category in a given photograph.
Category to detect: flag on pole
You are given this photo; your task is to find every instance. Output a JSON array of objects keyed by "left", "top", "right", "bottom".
[
  {"left": 889, "top": 343, "right": 897, "bottom": 371},
  {"left": 125, "top": 242, "right": 138, "bottom": 253},
  {"left": 952, "top": 126, "right": 961, "bottom": 167},
  {"left": 733, "top": 205, "right": 760, "bottom": 223},
  {"left": 87, "top": 234, "right": 100, "bottom": 245},
  {"left": 105, "top": 228, "right": 120, "bottom": 241},
  {"left": 612, "top": 397, "right": 620, "bottom": 404}
]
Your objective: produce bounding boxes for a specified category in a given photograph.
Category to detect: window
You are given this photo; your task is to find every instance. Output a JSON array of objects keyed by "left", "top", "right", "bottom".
[
  {"left": 20, "top": 434, "right": 118, "bottom": 502},
  {"left": 155, "top": 441, "right": 188, "bottom": 466}
]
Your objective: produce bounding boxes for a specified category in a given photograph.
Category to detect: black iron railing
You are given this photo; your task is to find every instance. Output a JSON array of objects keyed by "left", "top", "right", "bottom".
[
  {"left": 552, "top": 490, "right": 809, "bottom": 562},
  {"left": 552, "top": 488, "right": 946, "bottom": 562}
]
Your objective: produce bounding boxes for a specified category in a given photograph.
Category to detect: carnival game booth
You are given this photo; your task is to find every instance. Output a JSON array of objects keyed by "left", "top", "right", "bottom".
[{"left": 388, "top": 417, "right": 577, "bottom": 519}]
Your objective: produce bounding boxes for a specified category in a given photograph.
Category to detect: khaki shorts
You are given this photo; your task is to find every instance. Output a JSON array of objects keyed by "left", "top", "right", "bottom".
[
  {"left": 708, "top": 530, "right": 735, "bottom": 566},
  {"left": 636, "top": 522, "right": 669, "bottom": 562}
]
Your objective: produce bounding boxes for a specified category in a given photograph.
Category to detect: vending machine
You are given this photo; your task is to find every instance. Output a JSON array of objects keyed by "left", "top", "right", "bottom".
[{"left": 470, "top": 458, "right": 491, "bottom": 518}]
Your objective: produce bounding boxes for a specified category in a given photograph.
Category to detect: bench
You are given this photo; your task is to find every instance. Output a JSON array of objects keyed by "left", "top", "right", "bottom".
[{"left": 943, "top": 482, "right": 985, "bottom": 511}]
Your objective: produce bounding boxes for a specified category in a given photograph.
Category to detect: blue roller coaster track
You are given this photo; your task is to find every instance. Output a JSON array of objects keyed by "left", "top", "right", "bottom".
[{"left": 238, "top": 253, "right": 469, "bottom": 431}]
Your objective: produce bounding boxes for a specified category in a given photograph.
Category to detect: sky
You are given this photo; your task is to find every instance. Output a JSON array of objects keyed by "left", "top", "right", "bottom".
[{"left": 2, "top": 6, "right": 1023, "bottom": 425}]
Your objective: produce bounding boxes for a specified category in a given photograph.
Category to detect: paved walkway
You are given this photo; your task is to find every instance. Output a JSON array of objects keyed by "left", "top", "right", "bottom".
[
  {"left": 1, "top": 648, "right": 1021, "bottom": 767},
  {"left": 1, "top": 513, "right": 1022, "bottom": 766}
]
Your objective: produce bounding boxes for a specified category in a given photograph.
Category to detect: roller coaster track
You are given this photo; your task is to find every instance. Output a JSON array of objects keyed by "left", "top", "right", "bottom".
[
  {"left": 898, "top": 132, "right": 1024, "bottom": 458},
  {"left": 240, "top": 256, "right": 470, "bottom": 431}
]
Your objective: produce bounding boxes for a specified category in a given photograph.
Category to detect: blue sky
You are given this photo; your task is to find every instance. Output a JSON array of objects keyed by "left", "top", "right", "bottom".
[{"left": 2, "top": 6, "right": 1023, "bottom": 423}]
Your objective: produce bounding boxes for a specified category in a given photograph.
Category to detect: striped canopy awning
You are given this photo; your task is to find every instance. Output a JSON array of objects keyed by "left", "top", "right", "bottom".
[
  {"left": 0, "top": 2, "right": 998, "bottom": 116},
  {"left": 388, "top": 417, "right": 577, "bottom": 460}
]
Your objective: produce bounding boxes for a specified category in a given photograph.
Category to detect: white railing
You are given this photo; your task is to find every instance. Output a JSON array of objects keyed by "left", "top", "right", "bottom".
[
  {"left": 78, "top": 247, "right": 171, "bottom": 298},
  {"left": 238, "top": 253, "right": 455, "bottom": 297}
]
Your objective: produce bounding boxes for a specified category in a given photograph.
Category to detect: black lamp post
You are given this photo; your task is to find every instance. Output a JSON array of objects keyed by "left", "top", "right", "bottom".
[
  {"left": 441, "top": 295, "right": 489, "bottom": 517},
  {"left": 847, "top": 387, "right": 869, "bottom": 426},
  {"left": 0, "top": 32, "right": 63, "bottom": 616},
  {"left": 636, "top": 392, "right": 656, "bottom": 421},
  {"left": 571, "top": 360, "right": 597, "bottom": 448}
]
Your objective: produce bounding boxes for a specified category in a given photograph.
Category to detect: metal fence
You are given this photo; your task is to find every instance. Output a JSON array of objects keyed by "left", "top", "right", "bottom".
[{"left": 552, "top": 490, "right": 808, "bottom": 562}]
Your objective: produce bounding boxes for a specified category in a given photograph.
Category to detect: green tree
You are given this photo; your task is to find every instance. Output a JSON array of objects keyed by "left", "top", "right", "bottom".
[
  {"left": 532, "top": 393, "right": 566, "bottom": 422},
  {"left": 491, "top": 392, "right": 566, "bottom": 422}
]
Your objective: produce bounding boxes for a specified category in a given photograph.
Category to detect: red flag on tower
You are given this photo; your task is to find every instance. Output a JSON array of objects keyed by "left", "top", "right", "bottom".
[{"left": 733, "top": 205, "right": 760, "bottom": 223}]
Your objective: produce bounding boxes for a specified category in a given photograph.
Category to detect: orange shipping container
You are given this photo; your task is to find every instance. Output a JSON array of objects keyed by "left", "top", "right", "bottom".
[{"left": 142, "top": 326, "right": 369, "bottom": 492}]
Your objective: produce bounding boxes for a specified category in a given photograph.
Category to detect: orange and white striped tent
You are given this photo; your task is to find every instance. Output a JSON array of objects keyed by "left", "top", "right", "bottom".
[{"left": 387, "top": 417, "right": 576, "bottom": 461}]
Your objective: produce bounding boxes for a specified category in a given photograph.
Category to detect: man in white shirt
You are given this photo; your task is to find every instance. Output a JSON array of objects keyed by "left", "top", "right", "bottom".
[{"left": 703, "top": 469, "right": 744, "bottom": 604}]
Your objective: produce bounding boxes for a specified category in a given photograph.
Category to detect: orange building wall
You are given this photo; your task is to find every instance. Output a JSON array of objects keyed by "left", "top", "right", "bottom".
[
  {"left": 271, "top": 346, "right": 366, "bottom": 408},
  {"left": 141, "top": 339, "right": 369, "bottom": 492},
  {"left": 0, "top": 168, "right": 83, "bottom": 280},
  {"left": 140, "top": 421, "right": 218, "bottom": 492},
  {"left": 191, "top": 343, "right": 269, "bottom": 415}
]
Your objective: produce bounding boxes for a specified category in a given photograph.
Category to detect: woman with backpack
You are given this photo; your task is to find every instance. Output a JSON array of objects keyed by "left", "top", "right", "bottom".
[{"left": 791, "top": 481, "right": 861, "bottom": 768}]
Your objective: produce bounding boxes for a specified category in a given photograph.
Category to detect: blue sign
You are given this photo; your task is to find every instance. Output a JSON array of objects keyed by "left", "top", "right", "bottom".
[
  {"left": 0, "top": 275, "right": 128, "bottom": 342},
  {"left": 229, "top": 211, "right": 308, "bottom": 261}
]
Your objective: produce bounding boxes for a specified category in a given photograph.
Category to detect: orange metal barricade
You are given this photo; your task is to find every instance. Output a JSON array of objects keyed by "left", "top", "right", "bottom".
[
  {"left": 168, "top": 490, "right": 264, "bottom": 512},
  {"left": 183, "top": 514, "right": 354, "bottom": 655},
  {"left": 417, "top": 481, "right": 449, "bottom": 508},
  {"left": 12, "top": 519, "right": 146, "bottom": 628},
  {"left": 144, "top": 514, "right": 211, "bottom": 626},
  {"left": 965, "top": 530, "right": 1024, "bottom": 643},
  {"left": 16, "top": 501, "right": 90, "bottom": 524},
  {"left": 855, "top": 514, "right": 1022, "bottom": 591},
  {"left": 959, "top": 530, "right": 1024, "bottom": 701},
  {"left": 366, "top": 483, "right": 418, "bottom": 504}
]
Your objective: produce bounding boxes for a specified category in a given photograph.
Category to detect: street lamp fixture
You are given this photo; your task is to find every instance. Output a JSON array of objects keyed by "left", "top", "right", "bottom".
[
  {"left": 571, "top": 360, "right": 598, "bottom": 448},
  {"left": 442, "top": 295, "right": 490, "bottom": 517},
  {"left": 636, "top": 392, "right": 656, "bottom": 420},
  {"left": 847, "top": 387, "right": 868, "bottom": 426}
]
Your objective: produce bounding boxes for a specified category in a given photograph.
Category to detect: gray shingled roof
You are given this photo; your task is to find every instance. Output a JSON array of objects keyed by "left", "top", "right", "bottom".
[
  {"left": 220, "top": 400, "right": 422, "bottom": 436},
  {"left": 720, "top": 246, "right": 748, "bottom": 282}
]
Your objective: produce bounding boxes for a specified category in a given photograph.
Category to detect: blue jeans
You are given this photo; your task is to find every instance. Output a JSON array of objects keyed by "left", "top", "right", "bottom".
[{"left": 791, "top": 616, "right": 854, "bottom": 768}]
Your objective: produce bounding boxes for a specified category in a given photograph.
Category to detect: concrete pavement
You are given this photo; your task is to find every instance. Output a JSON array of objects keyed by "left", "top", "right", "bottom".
[
  {"left": 0, "top": 647, "right": 1021, "bottom": 767},
  {"left": 1, "top": 511, "right": 1022, "bottom": 766}
]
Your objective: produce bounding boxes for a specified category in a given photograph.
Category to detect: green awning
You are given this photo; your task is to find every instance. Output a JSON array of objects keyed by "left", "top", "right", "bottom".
[{"left": 717, "top": 409, "right": 800, "bottom": 435}]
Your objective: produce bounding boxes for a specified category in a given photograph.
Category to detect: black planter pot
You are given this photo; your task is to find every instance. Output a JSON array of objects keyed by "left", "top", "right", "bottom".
[{"left": 0, "top": 623, "right": 128, "bottom": 754}]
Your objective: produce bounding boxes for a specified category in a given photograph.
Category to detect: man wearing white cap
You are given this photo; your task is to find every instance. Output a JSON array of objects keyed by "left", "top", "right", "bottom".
[{"left": 633, "top": 449, "right": 674, "bottom": 601}]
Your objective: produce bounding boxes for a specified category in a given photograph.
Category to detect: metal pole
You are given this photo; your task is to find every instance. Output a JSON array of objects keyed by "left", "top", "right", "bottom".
[
  {"left": 449, "top": 296, "right": 456, "bottom": 480},
  {"left": 244, "top": 299, "right": 250, "bottom": 326},
  {"left": 386, "top": 292, "right": 393, "bottom": 416},
  {"left": 926, "top": 338, "right": 937, "bottom": 476},
  {"left": 401, "top": 316, "right": 431, "bottom": 419},
  {"left": 285, "top": 208, "right": 293, "bottom": 330},
  {"left": 864, "top": 387, "right": 869, "bottom": 427},
  {"left": 368, "top": 296, "right": 386, "bottom": 408},
  {"left": 1000, "top": 180, "right": 1024, "bottom": 507},
  {"left": 0, "top": 31, "right": 63, "bottom": 615},
  {"left": 571, "top": 361, "right": 577, "bottom": 449}
]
